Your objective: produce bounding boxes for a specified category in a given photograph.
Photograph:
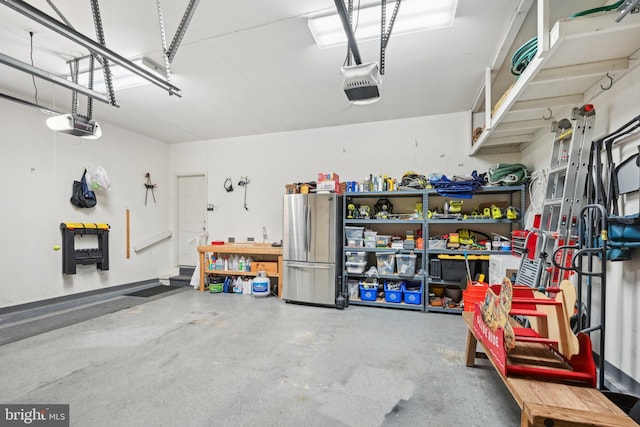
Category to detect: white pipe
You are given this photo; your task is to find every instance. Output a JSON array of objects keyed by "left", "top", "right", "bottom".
[{"left": 133, "top": 230, "right": 172, "bottom": 252}]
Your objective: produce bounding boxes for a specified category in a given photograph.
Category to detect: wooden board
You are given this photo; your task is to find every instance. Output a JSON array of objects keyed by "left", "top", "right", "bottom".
[{"left": 462, "top": 312, "right": 632, "bottom": 426}]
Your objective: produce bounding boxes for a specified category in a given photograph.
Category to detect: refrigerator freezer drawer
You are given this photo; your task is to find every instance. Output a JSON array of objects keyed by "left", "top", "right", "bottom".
[{"left": 282, "top": 262, "right": 337, "bottom": 306}]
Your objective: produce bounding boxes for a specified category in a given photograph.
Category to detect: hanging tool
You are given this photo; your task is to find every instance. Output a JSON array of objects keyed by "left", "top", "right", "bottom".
[
  {"left": 238, "top": 176, "right": 250, "bottom": 210},
  {"left": 144, "top": 172, "right": 157, "bottom": 205}
]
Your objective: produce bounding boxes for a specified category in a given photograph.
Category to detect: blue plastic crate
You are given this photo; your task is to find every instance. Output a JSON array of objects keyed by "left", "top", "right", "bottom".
[
  {"left": 359, "top": 284, "right": 378, "bottom": 301},
  {"left": 402, "top": 282, "right": 423, "bottom": 305},
  {"left": 384, "top": 281, "right": 403, "bottom": 303}
]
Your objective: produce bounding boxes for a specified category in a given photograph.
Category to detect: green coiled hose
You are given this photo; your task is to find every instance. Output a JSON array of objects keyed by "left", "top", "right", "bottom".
[{"left": 510, "top": 1, "right": 625, "bottom": 77}]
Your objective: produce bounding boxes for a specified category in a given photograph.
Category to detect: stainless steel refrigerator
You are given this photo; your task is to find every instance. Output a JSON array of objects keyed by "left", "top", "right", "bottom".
[{"left": 282, "top": 193, "right": 343, "bottom": 306}]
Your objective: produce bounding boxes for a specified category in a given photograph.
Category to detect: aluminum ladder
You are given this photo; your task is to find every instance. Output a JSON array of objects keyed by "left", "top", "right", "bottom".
[{"left": 537, "top": 104, "right": 596, "bottom": 288}]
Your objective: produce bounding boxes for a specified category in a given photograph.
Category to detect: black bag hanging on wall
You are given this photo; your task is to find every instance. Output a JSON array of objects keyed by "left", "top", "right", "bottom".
[{"left": 70, "top": 169, "right": 97, "bottom": 208}]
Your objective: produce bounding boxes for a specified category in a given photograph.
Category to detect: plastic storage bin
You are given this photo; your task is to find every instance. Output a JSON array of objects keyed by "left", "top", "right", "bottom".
[
  {"left": 396, "top": 253, "right": 417, "bottom": 276},
  {"left": 345, "top": 261, "right": 367, "bottom": 274},
  {"left": 345, "top": 251, "right": 366, "bottom": 263},
  {"left": 384, "top": 281, "right": 403, "bottom": 303},
  {"left": 347, "top": 279, "right": 360, "bottom": 299},
  {"left": 359, "top": 283, "right": 379, "bottom": 301},
  {"left": 345, "top": 226, "right": 364, "bottom": 240},
  {"left": 364, "top": 230, "right": 378, "bottom": 240},
  {"left": 376, "top": 235, "right": 392, "bottom": 247},
  {"left": 403, "top": 282, "right": 423, "bottom": 305},
  {"left": 347, "top": 237, "right": 364, "bottom": 248},
  {"left": 376, "top": 252, "right": 396, "bottom": 275}
]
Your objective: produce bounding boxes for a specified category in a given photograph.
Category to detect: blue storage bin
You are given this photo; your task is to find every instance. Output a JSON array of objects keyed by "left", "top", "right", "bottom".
[
  {"left": 384, "top": 281, "right": 403, "bottom": 303},
  {"left": 402, "top": 282, "right": 423, "bottom": 305},
  {"left": 359, "top": 284, "right": 378, "bottom": 301}
]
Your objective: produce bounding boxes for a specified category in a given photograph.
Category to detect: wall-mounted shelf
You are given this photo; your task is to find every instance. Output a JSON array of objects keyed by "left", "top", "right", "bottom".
[{"left": 471, "top": 9, "right": 640, "bottom": 156}]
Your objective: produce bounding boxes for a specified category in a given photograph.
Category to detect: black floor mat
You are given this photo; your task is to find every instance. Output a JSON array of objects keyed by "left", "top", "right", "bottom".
[{"left": 125, "top": 285, "right": 184, "bottom": 298}]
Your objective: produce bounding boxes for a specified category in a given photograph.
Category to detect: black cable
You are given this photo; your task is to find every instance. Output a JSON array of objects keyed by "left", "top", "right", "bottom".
[{"left": 29, "top": 32, "right": 39, "bottom": 105}]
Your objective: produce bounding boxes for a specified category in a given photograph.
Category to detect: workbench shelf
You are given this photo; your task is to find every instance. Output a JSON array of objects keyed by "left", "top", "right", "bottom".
[
  {"left": 471, "top": 8, "right": 640, "bottom": 156},
  {"left": 197, "top": 243, "right": 283, "bottom": 297},
  {"left": 203, "top": 269, "right": 279, "bottom": 278}
]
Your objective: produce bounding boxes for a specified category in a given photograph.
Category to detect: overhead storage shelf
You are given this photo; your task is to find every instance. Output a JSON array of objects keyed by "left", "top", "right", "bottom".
[{"left": 470, "top": 10, "right": 640, "bottom": 156}]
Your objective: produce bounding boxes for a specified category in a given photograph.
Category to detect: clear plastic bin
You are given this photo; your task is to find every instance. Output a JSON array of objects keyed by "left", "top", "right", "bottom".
[
  {"left": 364, "top": 230, "right": 378, "bottom": 240},
  {"left": 376, "top": 252, "right": 396, "bottom": 275},
  {"left": 345, "top": 251, "right": 366, "bottom": 263},
  {"left": 364, "top": 239, "right": 377, "bottom": 248},
  {"left": 395, "top": 253, "right": 417, "bottom": 276},
  {"left": 345, "top": 261, "right": 367, "bottom": 274},
  {"left": 345, "top": 226, "right": 364, "bottom": 240},
  {"left": 376, "top": 235, "right": 391, "bottom": 247},
  {"left": 347, "top": 237, "right": 364, "bottom": 248}
]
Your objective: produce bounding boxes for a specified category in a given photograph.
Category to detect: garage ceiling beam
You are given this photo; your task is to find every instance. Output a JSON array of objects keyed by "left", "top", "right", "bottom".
[{"left": 0, "top": 0, "right": 181, "bottom": 96}]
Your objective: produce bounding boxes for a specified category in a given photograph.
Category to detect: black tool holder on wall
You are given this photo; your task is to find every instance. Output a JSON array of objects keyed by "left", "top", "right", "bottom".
[{"left": 60, "top": 223, "right": 110, "bottom": 274}]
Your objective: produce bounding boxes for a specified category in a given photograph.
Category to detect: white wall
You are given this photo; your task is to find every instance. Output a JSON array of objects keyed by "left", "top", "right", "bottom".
[
  {"left": 169, "top": 112, "right": 521, "bottom": 249},
  {"left": 0, "top": 97, "right": 171, "bottom": 308},
  {"left": 521, "top": 66, "right": 640, "bottom": 388}
]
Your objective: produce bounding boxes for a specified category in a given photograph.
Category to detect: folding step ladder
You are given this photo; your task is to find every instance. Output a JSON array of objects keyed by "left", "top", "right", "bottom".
[{"left": 536, "top": 104, "right": 596, "bottom": 288}]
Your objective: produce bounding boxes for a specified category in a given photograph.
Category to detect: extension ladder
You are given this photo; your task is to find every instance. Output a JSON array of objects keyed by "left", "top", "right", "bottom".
[{"left": 537, "top": 104, "right": 596, "bottom": 287}]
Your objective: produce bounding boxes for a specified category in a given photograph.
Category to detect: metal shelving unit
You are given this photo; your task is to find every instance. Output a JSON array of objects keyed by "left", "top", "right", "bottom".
[
  {"left": 342, "top": 190, "right": 427, "bottom": 312},
  {"left": 341, "top": 185, "right": 526, "bottom": 313},
  {"left": 424, "top": 185, "right": 526, "bottom": 314},
  {"left": 424, "top": 185, "right": 525, "bottom": 313}
]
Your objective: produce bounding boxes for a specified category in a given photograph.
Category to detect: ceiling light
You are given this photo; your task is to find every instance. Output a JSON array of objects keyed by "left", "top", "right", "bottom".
[
  {"left": 308, "top": 0, "right": 458, "bottom": 49},
  {"left": 72, "top": 57, "right": 166, "bottom": 93}
]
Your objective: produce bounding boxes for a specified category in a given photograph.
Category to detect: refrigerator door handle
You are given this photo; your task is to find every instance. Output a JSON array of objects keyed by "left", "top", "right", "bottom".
[
  {"left": 305, "top": 202, "right": 311, "bottom": 253},
  {"left": 286, "top": 262, "right": 331, "bottom": 270}
]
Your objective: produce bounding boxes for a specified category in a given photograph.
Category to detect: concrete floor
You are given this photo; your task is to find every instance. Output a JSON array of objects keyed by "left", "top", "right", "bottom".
[{"left": 0, "top": 287, "right": 520, "bottom": 427}]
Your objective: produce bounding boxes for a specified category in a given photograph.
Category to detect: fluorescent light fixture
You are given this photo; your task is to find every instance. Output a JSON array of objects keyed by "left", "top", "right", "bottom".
[
  {"left": 308, "top": 0, "right": 458, "bottom": 49},
  {"left": 72, "top": 57, "right": 166, "bottom": 93}
]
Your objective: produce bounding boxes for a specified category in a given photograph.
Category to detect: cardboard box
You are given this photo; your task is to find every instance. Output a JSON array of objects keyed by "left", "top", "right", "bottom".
[
  {"left": 252, "top": 261, "right": 278, "bottom": 275},
  {"left": 317, "top": 172, "right": 339, "bottom": 183},
  {"left": 316, "top": 180, "right": 341, "bottom": 193},
  {"left": 285, "top": 184, "right": 299, "bottom": 194}
]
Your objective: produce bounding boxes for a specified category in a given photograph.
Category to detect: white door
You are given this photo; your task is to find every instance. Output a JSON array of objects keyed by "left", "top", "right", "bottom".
[{"left": 177, "top": 175, "right": 207, "bottom": 266}]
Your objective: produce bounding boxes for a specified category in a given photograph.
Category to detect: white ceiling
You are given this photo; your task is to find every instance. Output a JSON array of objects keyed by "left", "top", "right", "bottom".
[{"left": 0, "top": 0, "right": 609, "bottom": 144}]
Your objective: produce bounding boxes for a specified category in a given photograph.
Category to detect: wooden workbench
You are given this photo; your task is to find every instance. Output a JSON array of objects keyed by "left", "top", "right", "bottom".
[
  {"left": 462, "top": 312, "right": 635, "bottom": 427},
  {"left": 197, "top": 243, "right": 283, "bottom": 297}
]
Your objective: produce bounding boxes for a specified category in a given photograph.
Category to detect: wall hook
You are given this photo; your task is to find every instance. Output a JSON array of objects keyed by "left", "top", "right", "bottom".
[
  {"left": 600, "top": 73, "right": 613, "bottom": 91},
  {"left": 543, "top": 108, "right": 553, "bottom": 120}
]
